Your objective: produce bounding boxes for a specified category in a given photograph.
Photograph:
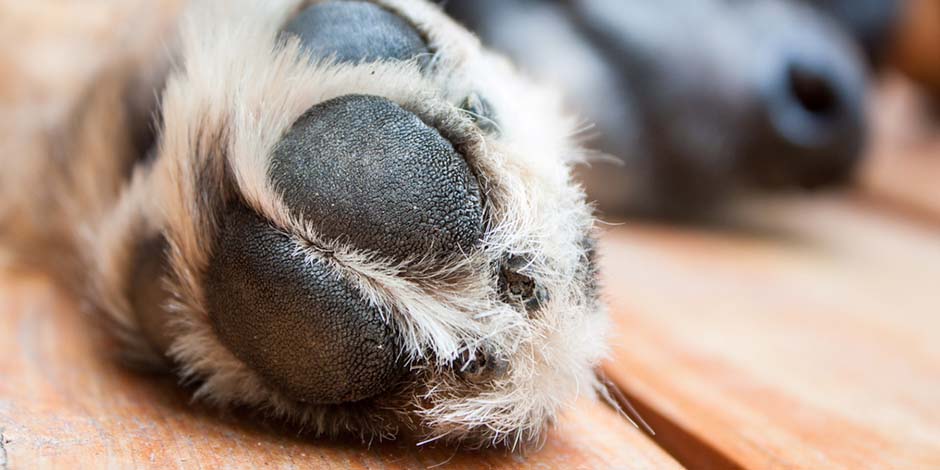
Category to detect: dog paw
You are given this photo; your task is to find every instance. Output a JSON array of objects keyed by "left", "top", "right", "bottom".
[{"left": 92, "top": 0, "right": 605, "bottom": 449}]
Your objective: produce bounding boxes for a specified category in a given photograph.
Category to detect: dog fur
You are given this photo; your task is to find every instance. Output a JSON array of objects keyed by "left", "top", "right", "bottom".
[{"left": 1, "top": 0, "right": 608, "bottom": 450}]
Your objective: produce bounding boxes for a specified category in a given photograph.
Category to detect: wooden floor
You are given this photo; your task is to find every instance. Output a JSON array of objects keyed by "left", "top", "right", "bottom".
[
  {"left": 0, "top": 274, "right": 682, "bottom": 469},
  {"left": 3, "top": 100, "right": 939, "bottom": 469},
  {"left": 2, "top": 3, "right": 940, "bottom": 469}
]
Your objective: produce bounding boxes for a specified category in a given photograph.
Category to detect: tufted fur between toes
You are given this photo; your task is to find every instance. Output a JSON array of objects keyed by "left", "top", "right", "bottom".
[{"left": 1, "top": 0, "right": 609, "bottom": 450}]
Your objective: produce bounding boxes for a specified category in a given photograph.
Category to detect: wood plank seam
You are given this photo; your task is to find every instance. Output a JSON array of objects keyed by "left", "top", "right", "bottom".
[
  {"left": 597, "top": 204, "right": 940, "bottom": 469},
  {"left": 603, "top": 373, "right": 745, "bottom": 470}
]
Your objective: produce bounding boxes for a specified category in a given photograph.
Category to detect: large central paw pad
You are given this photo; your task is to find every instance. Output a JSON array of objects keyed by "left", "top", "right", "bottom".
[{"left": 270, "top": 94, "right": 484, "bottom": 261}]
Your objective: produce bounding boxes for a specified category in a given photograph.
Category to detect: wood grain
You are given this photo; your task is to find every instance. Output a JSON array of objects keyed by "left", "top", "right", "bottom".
[
  {"left": 0, "top": 272, "right": 681, "bottom": 470},
  {"left": 860, "top": 75, "right": 940, "bottom": 223},
  {"left": 600, "top": 195, "right": 940, "bottom": 469},
  {"left": 890, "top": 0, "right": 940, "bottom": 95}
]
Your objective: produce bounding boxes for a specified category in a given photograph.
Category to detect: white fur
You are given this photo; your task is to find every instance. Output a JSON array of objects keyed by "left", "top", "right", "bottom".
[{"left": 8, "top": 0, "right": 610, "bottom": 450}]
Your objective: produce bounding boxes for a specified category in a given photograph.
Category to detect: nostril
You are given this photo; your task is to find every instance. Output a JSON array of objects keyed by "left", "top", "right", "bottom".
[
  {"left": 788, "top": 64, "right": 840, "bottom": 119},
  {"left": 762, "top": 57, "right": 861, "bottom": 151},
  {"left": 746, "top": 53, "right": 867, "bottom": 189}
]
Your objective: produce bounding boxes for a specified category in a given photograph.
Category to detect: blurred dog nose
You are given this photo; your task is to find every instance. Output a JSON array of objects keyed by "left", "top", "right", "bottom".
[{"left": 748, "top": 51, "right": 867, "bottom": 189}]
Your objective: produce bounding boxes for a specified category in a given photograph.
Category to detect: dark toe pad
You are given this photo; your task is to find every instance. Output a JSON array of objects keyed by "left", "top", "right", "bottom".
[
  {"left": 206, "top": 204, "right": 406, "bottom": 405},
  {"left": 271, "top": 94, "right": 484, "bottom": 262},
  {"left": 283, "top": 1, "right": 428, "bottom": 65}
]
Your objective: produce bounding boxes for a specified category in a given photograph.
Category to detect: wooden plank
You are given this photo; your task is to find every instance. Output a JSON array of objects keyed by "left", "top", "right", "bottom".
[
  {"left": 0, "top": 272, "right": 682, "bottom": 470},
  {"left": 859, "top": 76, "right": 940, "bottom": 223},
  {"left": 890, "top": 0, "right": 940, "bottom": 95},
  {"left": 600, "top": 196, "right": 940, "bottom": 469}
]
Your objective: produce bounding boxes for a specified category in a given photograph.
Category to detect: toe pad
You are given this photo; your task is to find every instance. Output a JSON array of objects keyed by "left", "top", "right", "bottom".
[
  {"left": 206, "top": 204, "right": 406, "bottom": 404},
  {"left": 271, "top": 94, "right": 484, "bottom": 262},
  {"left": 283, "top": 1, "right": 428, "bottom": 65}
]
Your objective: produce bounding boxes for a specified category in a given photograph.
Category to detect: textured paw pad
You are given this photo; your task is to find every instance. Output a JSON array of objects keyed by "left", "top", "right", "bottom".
[
  {"left": 206, "top": 204, "right": 406, "bottom": 404},
  {"left": 201, "top": 2, "right": 489, "bottom": 405},
  {"left": 206, "top": 92, "right": 484, "bottom": 404},
  {"left": 282, "top": 1, "right": 428, "bottom": 65}
]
